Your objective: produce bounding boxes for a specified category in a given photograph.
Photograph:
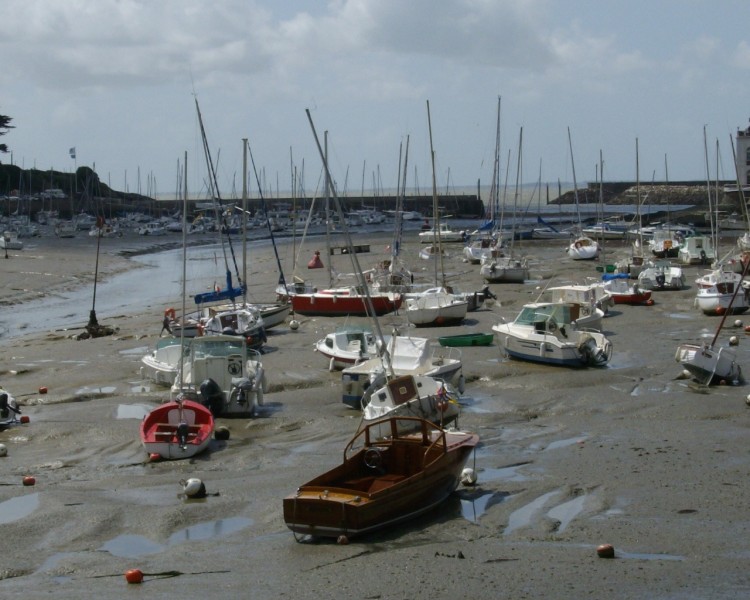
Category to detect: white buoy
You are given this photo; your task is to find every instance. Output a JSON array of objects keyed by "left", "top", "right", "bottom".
[
  {"left": 460, "top": 467, "right": 477, "bottom": 486},
  {"left": 745, "top": 394, "right": 750, "bottom": 406},
  {"left": 729, "top": 336, "right": 739, "bottom": 346},
  {"left": 734, "top": 319, "right": 744, "bottom": 328},
  {"left": 290, "top": 319, "right": 300, "bottom": 331},
  {"left": 181, "top": 477, "right": 207, "bottom": 498},
  {"left": 0, "top": 443, "right": 7, "bottom": 457}
]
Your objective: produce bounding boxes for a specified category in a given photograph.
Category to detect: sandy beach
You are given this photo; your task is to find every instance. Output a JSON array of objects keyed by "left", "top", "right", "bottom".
[{"left": 2, "top": 228, "right": 750, "bottom": 599}]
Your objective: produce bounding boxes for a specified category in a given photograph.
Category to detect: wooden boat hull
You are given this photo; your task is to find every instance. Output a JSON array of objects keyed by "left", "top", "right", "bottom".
[
  {"left": 283, "top": 417, "right": 478, "bottom": 538},
  {"left": 140, "top": 400, "right": 214, "bottom": 460},
  {"left": 438, "top": 333, "right": 494, "bottom": 347}
]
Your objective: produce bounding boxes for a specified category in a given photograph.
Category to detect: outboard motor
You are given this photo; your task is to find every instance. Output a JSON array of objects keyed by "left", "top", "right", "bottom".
[
  {"left": 176, "top": 421, "right": 190, "bottom": 449},
  {"left": 482, "top": 285, "right": 497, "bottom": 300},
  {"left": 229, "top": 377, "right": 256, "bottom": 414},
  {"left": 199, "top": 378, "right": 225, "bottom": 417}
]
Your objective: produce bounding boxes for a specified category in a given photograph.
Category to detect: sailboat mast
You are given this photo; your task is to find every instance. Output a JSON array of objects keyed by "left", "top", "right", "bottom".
[
  {"left": 179, "top": 150, "right": 188, "bottom": 391},
  {"left": 324, "top": 132, "right": 334, "bottom": 288},
  {"left": 242, "top": 138, "right": 248, "bottom": 303},
  {"left": 426, "top": 100, "right": 445, "bottom": 286},
  {"left": 567, "top": 127, "right": 582, "bottom": 231},
  {"left": 304, "top": 108, "right": 394, "bottom": 378}
]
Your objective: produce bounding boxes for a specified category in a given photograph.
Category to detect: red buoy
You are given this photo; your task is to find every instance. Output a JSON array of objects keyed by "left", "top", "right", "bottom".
[
  {"left": 22, "top": 476, "right": 36, "bottom": 486},
  {"left": 596, "top": 543, "right": 615, "bottom": 558},
  {"left": 38, "top": 386, "right": 48, "bottom": 394},
  {"left": 148, "top": 453, "right": 161, "bottom": 462},
  {"left": 125, "top": 568, "right": 144, "bottom": 584},
  {"left": 20, "top": 415, "right": 30, "bottom": 424},
  {"left": 307, "top": 250, "right": 324, "bottom": 269}
]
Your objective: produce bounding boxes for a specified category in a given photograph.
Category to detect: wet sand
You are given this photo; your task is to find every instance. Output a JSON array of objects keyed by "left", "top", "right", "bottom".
[{"left": 2, "top": 230, "right": 750, "bottom": 599}]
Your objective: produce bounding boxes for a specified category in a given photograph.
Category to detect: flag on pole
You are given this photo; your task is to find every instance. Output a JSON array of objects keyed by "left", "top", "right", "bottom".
[{"left": 69, "top": 147, "right": 76, "bottom": 159}]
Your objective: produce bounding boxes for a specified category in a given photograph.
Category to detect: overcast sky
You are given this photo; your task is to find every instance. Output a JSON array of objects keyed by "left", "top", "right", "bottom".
[{"left": 3, "top": 0, "right": 750, "bottom": 199}]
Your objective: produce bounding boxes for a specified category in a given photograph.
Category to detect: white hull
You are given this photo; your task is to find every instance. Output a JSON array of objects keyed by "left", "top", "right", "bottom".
[
  {"left": 405, "top": 293, "right": 468, "bottom": 327},
  {"left": 567, "top": 237, "right": 600, "bottom": 260},
  {"left": 675, "top": 344, "right": 742, "bottom": 385}
]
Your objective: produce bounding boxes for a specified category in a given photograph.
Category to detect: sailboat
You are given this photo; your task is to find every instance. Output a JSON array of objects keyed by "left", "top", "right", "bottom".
[
  {"left": 285, "top": 134, "right": 402, "bottom": 317},
  {"left": 405, "top": 101, "right": 469, "bottom": 327},
  {"left": 168, "top": 123, "right": 266, "bottom": 418},
  {"left": 566, "top": 128, "right": 601, "bottom": 261},
  {"left": 676, "top": 260, "right": 748, "bottom": 385},
  {"left": 141, "top": 151, "right": 215, "bottom": 460},
  {"left": 480, "top": 122, "right": 529, "bottom": 283}
]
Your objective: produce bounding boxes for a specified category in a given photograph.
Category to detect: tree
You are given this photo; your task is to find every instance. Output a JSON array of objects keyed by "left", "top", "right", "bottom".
[{"left": 0, "top": 113, "right": 14, "bottom": 153}]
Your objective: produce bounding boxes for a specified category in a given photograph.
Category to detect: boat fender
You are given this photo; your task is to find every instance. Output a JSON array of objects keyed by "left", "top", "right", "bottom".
[
  {"left": 328, "top": 357, "right": 336, "bottom": 372},
  {"left": 164, "top": 307, "right": 176, "bottom": 321},
  {"left": 458, "top": 374, "right": 466, "bottom": 395}
]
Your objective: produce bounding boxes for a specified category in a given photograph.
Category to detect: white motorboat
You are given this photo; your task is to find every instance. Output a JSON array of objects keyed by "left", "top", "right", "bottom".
[
  {"left": 360, "top": 374, "right": 461, "bottom": 431},
  {"left": 677, "top": 235, "right": 715, "bottom": 265},
  {"left": 137, "top": 221, "right": 167, "bottom": 236},
  {"left": 405, "top": 289, "right": 468, "bottom": 327},
  {"left": 172, "top": 334, "right": 266, "bottom": 417},
  {"left": 547, "top": 285, "right": 613, "bottom": 323},
  {"left": 567, "top": 236, "right": 600, "bottom": 260},
  {"left": 463, "top": 236, "right": 499, "bottom": 264},
  {"left": 694, "top": 276, "right": 750, "bottom": 315},
  {"left": 492, "top": 301, "right": 613, "bottom": 368},
  {"left": 0, "top": 231, "right": 23, "bottom": 250},
  {"left": 480, "top": 252, "right": 529, "bottom": 284},
  {"left": 315, "top": 325, "right": 381, "bottom": 371},
  {"left": 418, "top": 223, "right": 466, "bottom": 244},
  {"left": 637, "top": 260, "right": 685, "bottom": 291},
  {"left": 140, "top": 337, "right": 186, "bottom": 386},
  {"left": 341, "top": 335, "right": 464, "bottom": 409}
]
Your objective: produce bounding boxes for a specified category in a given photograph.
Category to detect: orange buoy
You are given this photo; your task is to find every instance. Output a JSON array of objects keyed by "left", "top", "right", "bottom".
[
  {"left": 125, "top": 569, "right": 144, "bottom": 584},
  {"left": 22, "top": 476, "right": 36, "bottom": 486},
  {"left": 596, "top": 543, "right": 615, "bottom": 558},
  {"left": 307, "top": 250, "right": 324, "bottom": 269},
  {"left": 38, "top": 386, "right": 48, "bottom": 394},
  {"left": 20, "top": 415, "right": 30, "bottom": 424},
  {"left": 149, "top": 453, "right": 161, "bottom": 462}
]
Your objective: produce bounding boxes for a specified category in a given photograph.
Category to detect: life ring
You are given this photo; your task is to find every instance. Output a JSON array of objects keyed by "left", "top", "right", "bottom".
[{"left": 164, "top": 307, "right": 176, "bottom": 321}]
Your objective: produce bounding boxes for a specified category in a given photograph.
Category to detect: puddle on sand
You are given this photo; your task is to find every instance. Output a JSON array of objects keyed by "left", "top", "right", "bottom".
[
  {"left": 477, "top": 463, "right": 530, "bottom": 483},
  {"left": 618, "top": 550, "right": 684, "bottom": 561},
  {"left": 0, "top": 492, "right": 40, "bottom": 525},
  {"left": 100, "top": 534, "right": 166, "bottom": 558},
  {"left": 74, "top": 385, "right": 117, "bottom": 396},
  {"left": 100, "top": 516, "right": 253, "bottom": 558},
  {"left": 668, "top": 312, "right": 695, "bottom": 320},
  {"left": 116, "top": 403, "right": 153, "bottom": 420},
  {"left": 543, "top": 436, "right": 587, "bottom": 451},
  {"left": 546, "top": 494, "right": 587, "bottom": 533},
  {"left": 167, "top": 516, "right": 253, "bottom": 544},
  {"left": 120, "top": 346, "right": 150, "bottom": 356},
  {"left": 505, "top": 490, "right": 560, "bottom": 535},
  {"left": 460, "top": 491, "right": 512, "bottom": 522}
]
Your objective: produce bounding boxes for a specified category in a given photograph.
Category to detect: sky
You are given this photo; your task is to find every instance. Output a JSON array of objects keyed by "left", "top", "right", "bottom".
[{"left": 2, "top": 0, "right": 750, "bottom": 200}]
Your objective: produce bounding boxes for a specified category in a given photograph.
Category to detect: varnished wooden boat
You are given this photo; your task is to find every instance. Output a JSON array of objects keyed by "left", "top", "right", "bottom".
[
  {"left": 438, "top": 332, "right": 494, "bottom": 347},
  {"left": 283, "top": 416, "right": 478, "bottom": 539}
]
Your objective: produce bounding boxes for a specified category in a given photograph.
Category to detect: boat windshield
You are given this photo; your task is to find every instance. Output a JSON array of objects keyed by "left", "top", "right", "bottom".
[
  {"left": 515, "top": 304, "right": 572, "bottom": 326},
  {"left": 192, "top": 338, "right": 246, "bottom": 359}
]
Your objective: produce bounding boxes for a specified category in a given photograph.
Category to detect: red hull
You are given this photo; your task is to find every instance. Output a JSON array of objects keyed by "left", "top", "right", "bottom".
[
  {"left": 291, "top": 291, "right": 402, "bottom": 317},
  {"left": 611, "top": 292, "right": 652, "bottom": 305}
]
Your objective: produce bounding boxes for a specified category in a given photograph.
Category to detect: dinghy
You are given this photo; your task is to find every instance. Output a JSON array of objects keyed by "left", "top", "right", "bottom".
[{"left": 140, "top": 399, "right": 214, "bottom": 460}]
